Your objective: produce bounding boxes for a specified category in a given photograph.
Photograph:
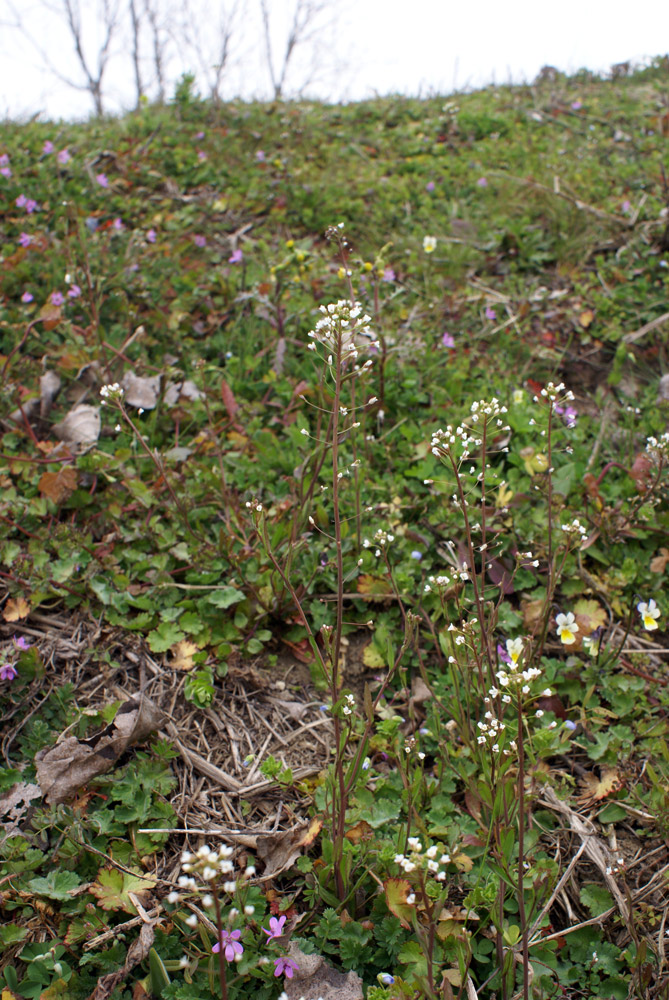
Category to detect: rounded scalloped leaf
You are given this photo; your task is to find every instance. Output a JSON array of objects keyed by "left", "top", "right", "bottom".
[{"left": 90, "top": 867, "right": 156, "bottom": 913}]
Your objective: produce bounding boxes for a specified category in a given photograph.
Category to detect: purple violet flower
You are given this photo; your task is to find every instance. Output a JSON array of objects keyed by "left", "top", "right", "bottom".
[
  {"left": 95, "top": 173, "right": 109, "bottom": 188},
  {"left": 15, "top": 194, "right": 27, "bottom": 207},
  {"left": 476, "top": 177, "right": 488, "bottom": 188},
  {"left": 193, "top": 234, "right": 207, "bottom": 248},
  {"left": 0, "top": 663, "right": 18, "bottom": 682},
  {"left": 555, "top": 403, "right": 577, "bottom": 428},
  {"left": 485, "top": 306, "right": 496, "bottom": 320},
  {"left": 43, "top": 140, "right": 54, "bottom": 154},
  {"left": 273, "top": 957, "right": 299, "bottom": 979},
  {"left": 212, "top": 929, "right": 243, "bottom": 961},
  {"left": 0, "top": 166, "right": 11, "bottom": 178},
  {"left": 571, "top": 100, "right": 582, "bottom": 111},
  {"left": 382, "top": 266, "right": 395, "bottom": 282},
  {"left": 0, "top": 154, "right": 9, "bottom": 166},
  {"left": 442, "top": 332, "right": 455, "bottom": 348},
  {"left": 425, "top": 180, "right": 435, "bottom": 192},
  {"left": 256, "top": 150, "right": 265, "bottom": 162},
  {"left": 262, "top": 915, "right": 286, "bottom": 939},
  {"left": 50, "top": 291, "right": 64, "bottom": 306},
  {"left": 146, "top": 229, "right": 156, "bottom": 243},
  {"left": 21, "top": 291, "right": 34, "bottom": 304},
  {"left": 497, "top": 642, "right": 512, "bottom": 665},
  {"left": 19, "top": 233, "right": 32, "bottom": 247},
  {"left": 13, "top": 636, "right": 31, "bottom": 650},
  {"left": 228, "top": 248, "right": 242, "bottom": 264},
  {"left": 68, "top": 284, "right": 82, "bottom": 299},
  {"left": 112, "top": 217, "right": 123, "bottom": 230},
  {"left": 57, "top": 148, "right": 70, "bottom": 165},
  {"left": 25, "top": 199, "right": 38, "bottom": 214}
]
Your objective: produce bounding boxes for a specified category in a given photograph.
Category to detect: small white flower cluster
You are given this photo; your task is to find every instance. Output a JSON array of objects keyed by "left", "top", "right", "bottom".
[
  {"left": 561, "top": 517, "right": 587, "bottom": 536},
  {"left": 430, "top": 424, "right": 482, "bottom": 457},
  {"left": 342, "top": 693, "right": 355, "bottom": 716},
  {"left": 495, "top": 638, "right": 542, "bottom": 695},
  {"left": 394, "top": 837, "right": 451, "bottom": 882},
  {"left": 646, "top": 433, "right": 669, "bottom": 461},
  {"left": 540, "top": 381, "right": 574, "bottom": 403},
  {"left": 99, "top": 383, "right": 124, "bottom": 404},
  {"left": 423, "top": 573, "right": 452, "bottom": 594},
  {"left": 469, "top": 398, "right": 508, "bottom": 420},
  {"left": 605, "top": 856, "right": 625, "bottom": 876},
  {"left": 476, "top": 711, "right": 507, "bottom": 752},
  {"left": 307, "top": 300, "right": 378, "bottom": 360},
  {"left": 245, "top": 499, "right": 264, "bottom": 512},
  {"left": 166, "top": 844, "right": 238, "bottom": 906}
]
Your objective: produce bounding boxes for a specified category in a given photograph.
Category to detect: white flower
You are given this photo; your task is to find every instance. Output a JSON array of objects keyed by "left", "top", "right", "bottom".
[
  {"left": 185, "top": 914, "right": 198, "bottom": 928},
  {"left": 506, "top": 637, "right": 524, "bottom": 664},
  {"left": 637, "top": 598, "right": 661, "bottom": 631},
  {"left": 423, "top": 235, "right": 437, "bottom": 253},
  {"left": 556, "top": 611, "right": 579, "bottom": 645}
]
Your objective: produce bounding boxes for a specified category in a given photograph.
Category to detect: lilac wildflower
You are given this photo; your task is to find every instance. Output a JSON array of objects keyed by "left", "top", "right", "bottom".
[
  {"left": 410, "top": 550, "right": 422, "bottom": 560},
  {"left": 95, "top": 173, "right": 109, "bottom": 188},
  {"left": 425, "top": 180, "right": 435, "bottom": 192},
  {"left": 112, "top": 217, "right": 123, "bottom": 230},
  {"left": 193, "top": 234, "right": 207, "bottom": 248},
  {"left": 0, "top": 663, "right": 18, "bottom": 682},
  {"left": 256, "top": 150, "right": 266, "bottom": 162},
  {"left": 497, "top": 642, "right": 512, "bottom": 665},
  {"left": 212, "top": 929, "right": 243, "bottom": 961},
  {"left": 68, "top": 284, "right": 82, "bottom": 299},
  {"left": 0, "top": 166, "right": 11, "bottom": 178},
  {"left": 273, "top": 957, "right": 299, "bottom": 979},
  {"left": 195, "top": 131, "right": 205, "bottom": 139},
  {"left": 50, "top": 291, "right": 64, "bottom": 307},
  {"left": 43, "top": 140, "right": 54, "bottom": 154},
  {"left": 0, "top": 154, "right": 9, "bottom": 166},
  {"left": 15, "top": 194, "right": 27, "bottom": 208},
  {"left": 262, "top": 915, "right": 286, "bottom": 939},
  {"left": 0, "top": 155, "right": 11, "bottom": 178},
  {"left": 442, "top": 332, "right": 455, "bottom": 348},
  {"left": 571, "top": 100, "right": 582, "bottom": 111},
  {"left": 19, "top": 233, "right": 32, "bottom": 247},
  {"left": 555, "top": 403, "right": 577, "bottom": 428},
  {"left": 197, "top": 150, "right": 207, "bottom": 161},
  {"left": 146, "top": 229, "right": 156, "bottom": 243},
  {"left": 13, "top": 636, "right": 31, "bottom": 650},
  {"left": 21, "top": 291, "right": 34, "bottom": 304},
  {"left": 485, "top": 305, "right": 496, "bottom": 320},
  {"left": 57, "top": 149, "right": 70, "bottom": 165},
  {"left": 382, "top": 266, "right": 395, "bottom": 282},
  {"left": 25, "top": 199, "right": 38, "bottom": 214},
  {"left": 622, "top": 200, "right": 631, "bottom": 213},
  {"left": 228, "top": 248, "right": 243, "bottom": 264},
  {"left": 476, "top": 177, "right": 488, "bottom": 188}
]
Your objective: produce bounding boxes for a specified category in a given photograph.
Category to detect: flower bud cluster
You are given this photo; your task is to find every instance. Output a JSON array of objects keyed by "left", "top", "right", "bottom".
[
  {"left": 100, "top": 383, "right": 124, "bottom": 404},
  {"left": 495, "top": 638, "right": 542, "bottom": 694},
  {"left": 540, "top": 381, "right": 574, "bottom": 403},
  {"left": 394, "top": 837, "right": 452, "bottom": 883},
  {"left": 167, "top": 844, "right": 240, "bottom": 906},
  {"left": 307, "top": 300, "right": 376, "bottom": 359},
  {"left": 476, "top": 712, "right": 506, "bottom": 751},
  {"left": 561, "top": 517, "right": 587, "bottom": 536},
  {"left": 423, "top": 573, "right": 452, "bottom": 594},
  {"left": 646, "top": 433, "right": 669, "bottom": 461}
]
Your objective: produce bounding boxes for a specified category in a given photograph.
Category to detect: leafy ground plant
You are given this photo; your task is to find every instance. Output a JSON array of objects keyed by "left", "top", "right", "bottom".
[{"left": 2, "top": 60, "right": 669, "bottom": 1000}]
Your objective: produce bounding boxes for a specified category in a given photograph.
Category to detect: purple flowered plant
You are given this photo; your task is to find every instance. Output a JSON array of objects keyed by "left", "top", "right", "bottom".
[
  {"left": 273, "top": 957, "right": 299, "bottom": 979},
  {"left": 13, "top": 636, "right": 31, "bottom": 650},
  {"left": 193, "top": 234, "right": 207, "bottom": 248},
  {"left": 425, "top": 180, "right": 435, "bottom": 192},
  {"left": 442, "top": 332, "right": 455, "bottom": 348},
  {"left": 16, "top": 194, "right": 27, "bottom": 207},
  {"left": 21, "top": 291, "right": 34, "bottom": 304},
  {"left": 50, "top": 291, "right": 64, "bottom": 307},
  {"left": 476, "top": 177, "right": 488, "bottom": 188},
  {"left": 95, "top": 173, "right": 109, "bottom": 188},
  {"left": 146, "top": 229, "right": 156, "bottom": 243},
  {"left": 485, "top": 306, "right": 496, "bottom": 320},
  {"left": 43, "top": 140, "right": 54, "bottom": 154},
  {"left": 497, "top": 642, "right": 512, "bottom": 665},
  {"left": 382, "top": 266, "right": 395, "bottom": 282},
  {"left": 25, "top": 199, "right": 38, "bottom": 214},
  {"left": 228, "top": 248, "right": 242, "bottom": 264},
  {"left": 0, "top": 663, "right": 18, "bottom": 682},
  {"left": 212, "top": 928, "right": 243, "bottom": 961},
  {"left": 57, "top": 149, "right": 70, "bottom": 165},
  {"left": 262, "top": 915, "right": 286, "bottom": 939},
  {"left": 555, "top": 403, "right": 577, "bottom": 428},
  {"left": 19, "top": 233, "right": 32, "bottom": 247},
  {"left": 68, "top": 284, "right": 82, "bottom": 299}
]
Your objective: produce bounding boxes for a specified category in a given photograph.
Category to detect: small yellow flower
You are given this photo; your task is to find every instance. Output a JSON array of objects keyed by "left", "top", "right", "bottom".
[
  {"left": 637, "top": 598, "right": 661, "bottom": 631},
  {"left": 556, "top": 612, "right": 579, "bottom": 645},
  {"left": 423, "top": 235, "right": 437, "bottom": 253}
]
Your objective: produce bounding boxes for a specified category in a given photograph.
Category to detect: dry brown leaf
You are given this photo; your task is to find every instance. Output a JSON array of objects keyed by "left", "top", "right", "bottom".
[
  {"left": 650, "top": 547, "right": 669, "bottom": 574},
  {"left": 521, "top": 597, "right": 544, "bottom": 635},
  {"left": 39, "top": 371, "right": 62, "bottom": 418},
  {"left": 52, "top": 404, "right": 101, "bottom": 449},
  {"left": 170, "top": 640, "right": 198, "bottom": 671},
  {"left": 282, "top": 943, "right": 363, "bottom": 1000},
  {"left": 121, "top": 372, "right": 161, "bottom": 409},
  {"left": 256, "top": 817, "right": 322, "bottom": 877},
  {"left": 344, "top": 820, "right": 373, "bottom": 844},
  {"left": 577, "top": 767, "right": 623, "bottom": 807},
  {"left": 35, "top": 695, "right": 165, "bottom": 805},
  {"left": 0, "top": 781, "right": 42, "bottom": 841},
  {"left": 39, "top": 466, "right": 78, "bottom": 504},
  {"left": 579, "top": 308, "right": 595, "bottom": 328},
  {"left": 3, "top": 595, "right": 30, "bottom": 621}
]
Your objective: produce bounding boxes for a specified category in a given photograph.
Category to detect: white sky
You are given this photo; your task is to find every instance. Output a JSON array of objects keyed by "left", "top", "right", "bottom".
[{"left": 0, "top": 0, "right": 667, "bottom": 120}]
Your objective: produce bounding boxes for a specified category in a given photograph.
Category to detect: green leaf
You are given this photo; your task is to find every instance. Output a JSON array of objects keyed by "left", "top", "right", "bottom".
[
  {"left": 580, "top": 883, "right": 614, "bottom": 917},
  {"left": 0, "top": 923, "right": 29, "bottom": 946},
  {"left": 147, "top": 620, "right": 186, "bottom": 652},
  {"left": 26, "top": 871, "right": 81, "bottom": 901},
  {"left": 206, "top": 587, "right": 245, "bottom": 608},
  {"left": 90, "top": 867, "right": 156, "bottom": 913}
]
